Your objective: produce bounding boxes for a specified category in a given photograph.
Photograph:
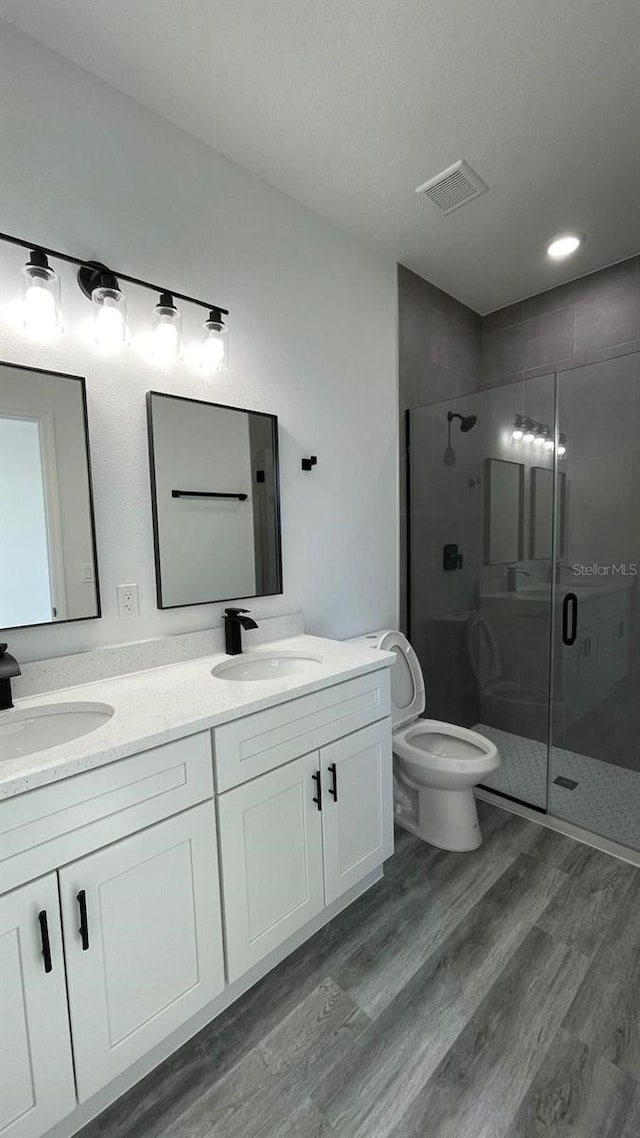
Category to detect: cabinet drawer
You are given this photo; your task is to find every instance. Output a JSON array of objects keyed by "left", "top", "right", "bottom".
[
  {"left": 214, "top": 669, "right": 391, "bottom": 792},
  {"left": 0, "top": 732, "right": 213, "bottom": 894}
]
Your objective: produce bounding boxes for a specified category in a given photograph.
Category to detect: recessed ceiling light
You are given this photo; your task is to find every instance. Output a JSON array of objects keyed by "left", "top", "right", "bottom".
[{"left": 547, "top": 232, "right": 584, "bottom": 259}]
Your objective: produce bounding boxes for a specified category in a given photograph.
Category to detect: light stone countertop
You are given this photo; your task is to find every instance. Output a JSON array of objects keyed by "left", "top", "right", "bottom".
[{"left": 0, "top": 635, "right": 393, "bottom": 800}]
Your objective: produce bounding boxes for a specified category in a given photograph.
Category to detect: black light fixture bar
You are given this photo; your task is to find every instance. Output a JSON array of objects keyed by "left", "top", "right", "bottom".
[
  {"left": 0, "top": 231, "right": 228, "bottom": 315},
  {"left": 171, "top": 490, "right": 248, "bottom": 500}
]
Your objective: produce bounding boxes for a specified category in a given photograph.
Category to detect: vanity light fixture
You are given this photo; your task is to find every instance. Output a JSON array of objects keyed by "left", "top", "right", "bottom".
[
  {"left": 78, "top": 261, "right": 128, "bottom": 351},
  {"left": 547, "top": 232, "right": 584, "bottom": 260},
  {"left": 20, "top": 249, "right": 62, "bottom": 337},
  {"left": 196, "top": 308, "right": 228, "bottom": 374},
  {"left": 1, "top": 230, "right": 229, "bottom": 370},
  {"left": 151, "top": 293, "right": 182, "bottom": 364}
]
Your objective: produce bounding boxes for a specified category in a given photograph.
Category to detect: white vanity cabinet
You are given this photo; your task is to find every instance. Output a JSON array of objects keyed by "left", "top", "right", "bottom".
[
  {"left": 0, "top": 874, "right": 76, "bottom": 1138},
  {"left": 59, "top": 803, "right": 225, "bottom": 1101},
  {"left": 215, "top": 674, "right": 393, "bottom": 982}
]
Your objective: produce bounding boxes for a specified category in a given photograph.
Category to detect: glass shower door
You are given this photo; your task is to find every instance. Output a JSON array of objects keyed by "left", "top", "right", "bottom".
[{"left": 549, "top": 352, "right": 640, "bottom": 851}]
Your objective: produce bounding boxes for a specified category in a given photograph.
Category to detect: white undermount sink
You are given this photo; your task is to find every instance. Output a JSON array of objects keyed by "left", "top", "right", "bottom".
[
  {"left": 0, "top": 702, "right": 114, "bottom": 761},
  {"left": 212, "top": 651, "right": 322, "bottom": 682}
]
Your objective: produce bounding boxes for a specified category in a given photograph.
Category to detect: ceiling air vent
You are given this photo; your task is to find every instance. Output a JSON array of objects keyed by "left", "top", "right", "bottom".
[{"left": 416, "top": 160, "right": 488, "bottom": 215}]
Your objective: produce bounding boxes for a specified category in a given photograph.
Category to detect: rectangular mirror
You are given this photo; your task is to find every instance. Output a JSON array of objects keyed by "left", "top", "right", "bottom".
[
  {"left": 483, "top": 457, "right": 525, "bottom": 565},
  {"left": 147, "top": 392, "right": 283, "bottom": 609},
  {"left": 530, "top": 466, "right": 567, "bottom": 560},
  {"left": 0, "top": 361, "right": 100, "bottom": 631}
]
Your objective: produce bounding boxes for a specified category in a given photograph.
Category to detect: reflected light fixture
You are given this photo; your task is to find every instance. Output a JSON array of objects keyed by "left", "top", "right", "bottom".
[
  {"left": 557, "top": 433, "right": 567, "bottom": 457},
  {"left": 547, "top": 232, "right": 584, "bottom": 260},
  {"left": 511, "top": 415, "right": 524, "bottom": 442},
  {"left": 151, "top": 293, "right": 182, "bottom": 364},
  {"left": 21, "top": 249, "right": 62, "bottom": 336},
  {"left": 522, "top": 419, "right": 536, "bottom": 445}
]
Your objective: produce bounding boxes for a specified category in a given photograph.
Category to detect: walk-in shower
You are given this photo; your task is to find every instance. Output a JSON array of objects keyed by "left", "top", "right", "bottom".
[{"left": 407, "top": 351, "right": 640, "bottom": 853}]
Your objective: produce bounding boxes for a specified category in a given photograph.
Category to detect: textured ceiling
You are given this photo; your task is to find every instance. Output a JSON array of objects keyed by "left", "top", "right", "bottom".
[{"left": 1, "top": 0, "right": 639, "bottom": 313}]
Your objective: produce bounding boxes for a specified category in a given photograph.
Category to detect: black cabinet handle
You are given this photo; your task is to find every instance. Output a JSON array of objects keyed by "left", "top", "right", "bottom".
[
  {"left": 77, "top": 890, "right": 90, "bottom": 951},
  {"left": 328, "top": 762, "right": 338, "bottom": 802},
  {"left": 38, "top": 910, "right": 52, "bottom": 974},
  {"left": 562, "top": 593, "right": 578, "bottom": 646},
  {"left": 312, "top": 770, "right": 322, "bottom": 811}
]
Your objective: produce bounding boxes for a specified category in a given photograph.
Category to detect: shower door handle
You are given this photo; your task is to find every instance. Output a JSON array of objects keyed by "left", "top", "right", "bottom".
[{"left": 562, "top": 593, "right": 578, "bottom": 646}]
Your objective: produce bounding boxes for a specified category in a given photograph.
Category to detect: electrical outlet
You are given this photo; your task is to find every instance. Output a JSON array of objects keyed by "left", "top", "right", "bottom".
[{"left": 117, "top": 584, "right": 139, "bottom": 619}]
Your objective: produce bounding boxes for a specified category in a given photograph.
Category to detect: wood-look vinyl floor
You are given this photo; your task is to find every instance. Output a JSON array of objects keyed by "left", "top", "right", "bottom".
[{"left": 79, "top": 802, "right": 639, "bottom": 1138}]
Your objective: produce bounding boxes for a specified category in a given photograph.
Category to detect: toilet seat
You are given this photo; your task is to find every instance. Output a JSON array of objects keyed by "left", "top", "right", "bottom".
[{"left": 393, "top": 718, "right": 498, "bottom": 772}]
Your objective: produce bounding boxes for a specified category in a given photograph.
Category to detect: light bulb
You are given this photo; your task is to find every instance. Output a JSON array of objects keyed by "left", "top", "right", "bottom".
[
  {"left": 523, "top": 430, "right": 535, "bottom": 445},
  {"left": 151, "top": 293, "right": 181, "bottom": 364},
  {"left": 557, "top": 443, "right": 567, "bottom": 457},
  {"left": 195, "top": 308, "right": 228, "bottom": 374},
  {"left": 533, "top": 433, "right": 545, "bottom": 447},
  {"left": 547, "top": 233, "right": 583, "bottom": 260},
  {"left": 544, "top": 437, "right": 555, "bottom": 451},
  {"left": 511, "top": 428, "right": 523, "bottom": 441},
  {"left": 21, "top": 250, "right": 61, "bottom": 336},
  {"left": 92, "top": 281, "right": 127, "bottom": 351}
]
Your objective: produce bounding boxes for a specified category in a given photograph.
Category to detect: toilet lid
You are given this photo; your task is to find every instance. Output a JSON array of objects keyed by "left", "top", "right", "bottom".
[
  {"left": 377, "top": 631, "right": 426, "bottom": 728},
  {"left": 466, "top": 613, "right": 501, "bottom": 684}
]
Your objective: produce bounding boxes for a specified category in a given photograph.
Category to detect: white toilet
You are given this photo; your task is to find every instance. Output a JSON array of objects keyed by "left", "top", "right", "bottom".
[{"left": 350, "top": 630, "right": 501, "bottom": 851}]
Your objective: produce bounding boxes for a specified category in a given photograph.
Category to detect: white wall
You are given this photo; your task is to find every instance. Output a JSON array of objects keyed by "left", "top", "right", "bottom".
[{"left": 0, "top": 23, "right": 398, "bottom": 662}]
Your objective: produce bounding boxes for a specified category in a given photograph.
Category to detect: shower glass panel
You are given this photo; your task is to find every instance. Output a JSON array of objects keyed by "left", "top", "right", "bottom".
[
  {"left": 549, "top": 352, "right": 640, "bottom": 851},
  {"left": 408, "top": 372, "right": 556, "bottom": 810}
]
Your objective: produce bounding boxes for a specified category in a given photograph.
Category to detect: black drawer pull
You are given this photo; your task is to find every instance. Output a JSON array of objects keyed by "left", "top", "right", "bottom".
[
  {"left": 312, "top": 770, "right": 322, "bottom": 811},
  {"left": 38, "top": 910, "right": 52, "bottom": 974},
  {"left": 77, "top": 890, "right": 90, "bottom": 951},
  {"left": 328, "top": 762, "right": 338, "bottom": 802},
  {"left": 562, "top": 593, "right": 578, "bottom": 646}
]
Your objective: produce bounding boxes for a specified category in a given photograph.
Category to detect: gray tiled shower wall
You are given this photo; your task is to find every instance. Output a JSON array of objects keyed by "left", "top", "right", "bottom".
[{"left": 398, "top": 254, "right": 640, "bottom": 630}]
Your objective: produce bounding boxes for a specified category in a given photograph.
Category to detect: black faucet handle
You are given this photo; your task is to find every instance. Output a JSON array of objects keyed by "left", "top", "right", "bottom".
[{"left": 224, "top": 607, "right": 250, "bottom": 618}]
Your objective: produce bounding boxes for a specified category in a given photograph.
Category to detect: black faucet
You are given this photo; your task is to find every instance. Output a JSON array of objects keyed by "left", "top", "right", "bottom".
[
  {"left": 0, "top": 644, "right": 21, "bottom": 711},
  {"left": 223, "top": 608, "right": 258, "bottom": 655}
]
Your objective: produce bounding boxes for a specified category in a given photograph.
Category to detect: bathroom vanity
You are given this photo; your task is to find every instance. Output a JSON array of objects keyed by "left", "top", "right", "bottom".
[{"left": 0, "top": 635, "right": 393, "bottom": 1138}]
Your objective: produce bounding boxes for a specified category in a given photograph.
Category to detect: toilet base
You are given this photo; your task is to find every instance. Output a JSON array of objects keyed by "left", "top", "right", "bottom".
[{"left": 410, "top": 786, "right": 483, "bottom": 851}]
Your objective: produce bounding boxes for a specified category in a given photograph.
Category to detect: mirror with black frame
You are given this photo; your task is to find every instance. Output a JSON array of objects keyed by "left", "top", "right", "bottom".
[
  {"left": 147, "top": 392, "right": 283, "bottom": 609},
  {"left": 0, "top": 361, "right": 101, "bottom": 630}
]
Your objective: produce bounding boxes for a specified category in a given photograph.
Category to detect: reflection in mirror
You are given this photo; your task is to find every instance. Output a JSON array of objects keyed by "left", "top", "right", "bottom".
[
  {"left": 530, "top": 467, "right": 567, "bottom": 560},
  {"left": 483, "top": 457, "right": 524, "bottom": 565},
  {"left": 0, "top": 362, "right": 100, "bottom": 630},
  {"left": 147, "top": 392, "right": 283, "bottom": 609}
]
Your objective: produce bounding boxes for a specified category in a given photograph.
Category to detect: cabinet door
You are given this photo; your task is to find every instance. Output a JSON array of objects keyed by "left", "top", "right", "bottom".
[
  {"left": 321, "top": 719, "right": 394, "bottom": 906},
  {"left": 59, "top": 803, "right": 225, "bottom": 1102},
  {"left": 218, "top": 752, "right": 324, "bottom": 982},
  {"left": 0, "top": 874, "right": 75, "bottom": 1137}
]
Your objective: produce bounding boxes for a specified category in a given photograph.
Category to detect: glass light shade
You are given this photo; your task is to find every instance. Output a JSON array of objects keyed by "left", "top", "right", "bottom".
[
  {"left": 21, "top": 255, "right": 61, "bottom": 336},
  {"left": 151, "top": 294, "right": 181, "bottom": 364},
  {"left": 533, "top": 433, "right": 545, "bottom": 447},
  {"left": 544, "top": 437, "right": 555, "bottom": 451},
  {"left": 557, "top": 443, "right": 567, "bottom": 457},
  {"left": 522, "top": 430, "right": 535, "bottom": 444},
  {"left": 92, "top": 286, "right": 127, "bottom": 350},
  {"left": 197, "top": 313, "right": 228, "bottom": 374},
  {"left": 512, "top": 428, "right": 524, "bottom": 441}
]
